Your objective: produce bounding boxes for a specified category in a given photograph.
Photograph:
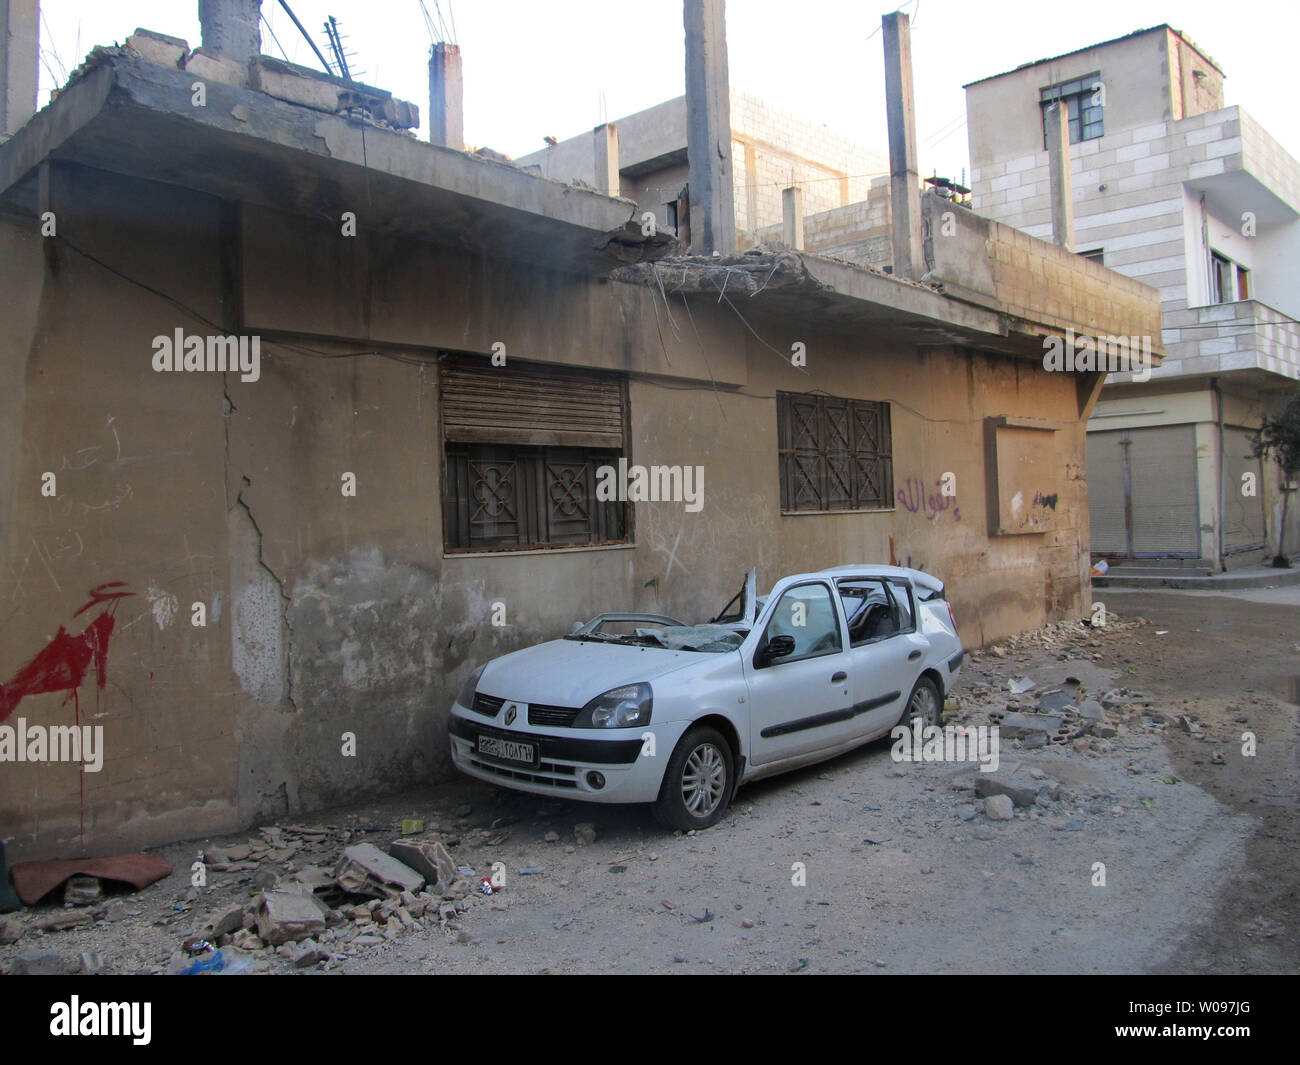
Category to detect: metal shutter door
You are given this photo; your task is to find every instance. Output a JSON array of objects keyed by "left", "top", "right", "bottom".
[
  {"left": 1222, "top": 426, "right": 1267, "bottom": 552},
  {"left": 1129, "top": 425, "right": 1200, "bottom": 556},
  {"left": 440, "top": 360, "right": 626, "bottom": 448},
  {"left": 1087, "top": 430, "right": 1127, "bottom": 554}
]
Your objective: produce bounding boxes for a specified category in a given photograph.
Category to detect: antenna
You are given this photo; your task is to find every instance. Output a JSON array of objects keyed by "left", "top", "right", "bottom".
[
  {"left": 277, "top": 0, "right": 336, "bottom": 76},
  {"left": 323, "top": 16, "right": 364, "bottom": 83}
]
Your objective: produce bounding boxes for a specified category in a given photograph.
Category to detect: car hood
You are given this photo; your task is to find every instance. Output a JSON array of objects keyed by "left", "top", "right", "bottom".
[{"left": 477, "top": 638, "right": 711, "bottom": 708}]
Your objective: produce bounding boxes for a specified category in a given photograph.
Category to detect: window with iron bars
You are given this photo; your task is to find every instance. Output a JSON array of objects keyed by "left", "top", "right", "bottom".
[
  {"left": 777, "top": 392, "right": 894, "bottom": 513},
  {"left": 444, "top": 444, "right": 628, "bottom": 551}
]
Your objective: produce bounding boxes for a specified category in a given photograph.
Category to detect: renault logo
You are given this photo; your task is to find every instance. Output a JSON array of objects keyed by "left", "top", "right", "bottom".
[{"left": 504, "top": 703, "right": 517, "bottom": 725}]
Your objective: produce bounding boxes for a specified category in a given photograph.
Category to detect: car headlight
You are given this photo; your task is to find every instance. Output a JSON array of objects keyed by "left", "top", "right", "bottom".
[
  {"left": 574, "top": 682, "right": 653, "bottom": 728},
  {"left": 457, "top": 664, "right": 485, "bottom": 708}
]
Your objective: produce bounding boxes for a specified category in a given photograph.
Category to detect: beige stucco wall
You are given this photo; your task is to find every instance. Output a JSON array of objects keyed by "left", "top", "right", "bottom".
[{"left": 0, "top": 162, "right": 1097, "bottom": 860}]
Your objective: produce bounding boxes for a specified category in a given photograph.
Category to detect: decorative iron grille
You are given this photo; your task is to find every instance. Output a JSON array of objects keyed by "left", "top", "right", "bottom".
[{"left": 777, "top": 392, "right": 893, "bottom": 512}]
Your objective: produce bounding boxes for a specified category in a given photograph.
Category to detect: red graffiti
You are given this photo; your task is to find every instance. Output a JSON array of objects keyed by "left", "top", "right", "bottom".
[{"left": 0, "top": 583, "right": 134, "bottom": 723}]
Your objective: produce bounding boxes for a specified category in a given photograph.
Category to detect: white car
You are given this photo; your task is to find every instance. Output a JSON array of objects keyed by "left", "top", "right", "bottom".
[{"left": 448, "top": 565, "right": 963, "bottom": 830}]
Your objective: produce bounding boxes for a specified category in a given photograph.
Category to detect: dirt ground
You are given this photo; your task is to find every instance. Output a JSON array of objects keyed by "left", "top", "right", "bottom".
[{"left": 2, "top": 588, "right": 1296, "bottom": 975}]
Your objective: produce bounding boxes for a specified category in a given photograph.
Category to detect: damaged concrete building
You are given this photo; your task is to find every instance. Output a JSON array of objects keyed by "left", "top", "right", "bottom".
[{"left": 0, "top": 1, "right": 1160, "bottom": 858}]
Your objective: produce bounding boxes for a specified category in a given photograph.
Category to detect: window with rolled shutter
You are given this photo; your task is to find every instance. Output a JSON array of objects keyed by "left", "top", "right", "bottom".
[{"left": 440, "top": 358, "right": 630, "bottom": 552}]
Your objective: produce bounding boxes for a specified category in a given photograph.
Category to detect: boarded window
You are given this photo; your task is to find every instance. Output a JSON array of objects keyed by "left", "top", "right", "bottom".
[
  {"left": 777, "top": 392, "right": 893, "bottom": 513},
  {"left": 441, "top": 359, "right": 630, "bottom": 552}
]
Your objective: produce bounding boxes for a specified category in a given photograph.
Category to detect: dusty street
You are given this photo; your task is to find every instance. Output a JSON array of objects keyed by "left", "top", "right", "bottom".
[{"left": 2, "top": 590, "right": 1296, "bottom": 975}]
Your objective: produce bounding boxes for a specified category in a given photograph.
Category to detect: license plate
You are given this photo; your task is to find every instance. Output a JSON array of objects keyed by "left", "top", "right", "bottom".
[{"left": 476, "top": 733, "right": 537, "bottom": 767}]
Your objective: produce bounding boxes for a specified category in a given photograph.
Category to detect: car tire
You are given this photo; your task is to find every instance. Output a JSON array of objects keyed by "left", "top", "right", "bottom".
[
  {"left": 652, "top": 726, "right": 734, "bottom": 831},
  {"left": 901, "top": 675, "right": 942, "bottom": 729}
]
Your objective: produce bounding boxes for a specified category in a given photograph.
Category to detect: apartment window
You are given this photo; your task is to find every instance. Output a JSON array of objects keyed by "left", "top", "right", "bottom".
[
  {"left": 1078, "top": 248, "right": 1105, "bottom": 265},
  {"left": 1211, "top": 251, "right": 1232, "bottom": 303},
  {"left": 441, "top": 358, "right": 629, "bottom": 552},
  {"left": 664, "top": 200, "right": 678, "bottom": 231},
  {"left": 1040, "top": 72, "right": 1103, "bottom": 147},
  {"left": 1237, "top": 265, "right": 1251, "bottom": 300},
  {"left": 777, "top": 392, "right": 893, "bottom": 513}
]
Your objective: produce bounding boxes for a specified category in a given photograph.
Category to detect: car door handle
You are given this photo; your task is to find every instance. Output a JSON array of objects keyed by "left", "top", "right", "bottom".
[
  {"left": 831, "top": 671, "right": 847, "bottom": 683},
  {"left": 908, "top": 650, "right": 922, "bottom": 661}
]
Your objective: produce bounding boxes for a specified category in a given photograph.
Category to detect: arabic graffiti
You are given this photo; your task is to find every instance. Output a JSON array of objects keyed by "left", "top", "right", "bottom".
[
  {"left": 0, "top": 583, "right": 135, "bottom": 723},
  {"left": 896, "top": 476, "right": 961, "bottom": 521}
]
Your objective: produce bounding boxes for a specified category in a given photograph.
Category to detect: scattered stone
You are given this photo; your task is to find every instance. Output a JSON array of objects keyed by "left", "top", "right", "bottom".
[
  {"left": 957, "top": 804, "right": 977, "bottom": 821},
  {"left": 1066, "top": 817, "right": 1085, "bottom": 831},
  {"left": 334, "top": 843, "right": 424, "bottom": 897},
  {"left": 79, "top": 950, "right": 106, "bottom": 973},
  {"left": 974, "top": 776, "right": 1038, "bottom": 809},
  {"left": 12, "top": 950, "right": 70, "bottom": 975},
  {"left": 741, "top": 918, "right": 755, "bottom": 929},
  {"left": 36, "top": 909, "right": 93, "bottom": 933},
  {"left": 198, "top": 903, "right": 246, "bottom": 939},
  {"left": 388, "top": 838, "right": 456, "bottom": 890},
  {"left": 1038, "top": 690, "right": 1075, "bottom": 713},
  {"left": 984, "top": 794, "right": 1015, "bottom": 821},
  {"left": 254, "top": 889, "right": 329, "bottom": 946},
  {"left": 63, "top": 875, "right": 102, "bottom": 907},
  {"left": 0, "top": 917, "right": 23, "bottom": 944},
  {"left": 543, "top": 831, "right": 560, "bottom": 843},
  {"left": 574, "top": 823, "right": 597, "bottom": 846},
  {"left": 289, "top": 939, "right": 329, "bottom": 968}
]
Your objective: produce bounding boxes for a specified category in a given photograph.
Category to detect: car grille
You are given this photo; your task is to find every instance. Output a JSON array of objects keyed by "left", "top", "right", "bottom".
[
  {"left": 528, "top": 703, "right": 581, "bottom": 727},
  {"left": 471, "top": 692, "right": 504, "bottom": 717},
  {"left": 465, "top": 756, "right": 579, "bottom": 789}
]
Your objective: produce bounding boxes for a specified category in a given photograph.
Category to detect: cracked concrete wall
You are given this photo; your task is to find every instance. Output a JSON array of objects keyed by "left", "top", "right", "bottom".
[
  {"left": 1, "top": 160, "right": 1099, "bottom": 858},
  {"left": 0, "top": 165, "right": 239, "bottom": 859}
]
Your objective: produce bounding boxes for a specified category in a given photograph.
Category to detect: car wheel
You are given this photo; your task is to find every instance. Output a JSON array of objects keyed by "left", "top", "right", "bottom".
[
  {"left": 652, "top": 726, "right": 734, "bottom": 831},
  {"left": 902, "top": 675, "right": 941, "bottom": 729}
]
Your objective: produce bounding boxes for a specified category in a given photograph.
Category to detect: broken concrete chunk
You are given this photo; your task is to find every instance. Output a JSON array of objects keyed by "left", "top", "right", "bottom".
[
  {"left": 974, "top": 776, "right": 1039, "bottom": 809},
  {"left": 184, "top": 48, "right": 248, "bottom": 89},
  {"left": 988, "top": 710, "right": 1068, "bottom": 741},
  {"left": 254, "top": 889, "right": 329, "bottom": 946},
  {"left": 125, "top": 28, "right": 189, "bottom": 68},
  {"left": 574, "top": 823, "right": 597, "bottom": 845},
  {"left": 198, "top": 903, "right": 246, "bottom": 939},
  {"left": 334, "top": 843, "right": 424, "bottom": 897},
  {"left": 0, "top": 917, "right": 23, "bottom": 944},
  {"left": 289, "top": 938, "right": 329, "bottom": 969},
  {"left": 63, "top": 875, "right": 102, "bottom": 907},
  {"left": 388, "top": 838, "right": 456, "bottom": 890},
  {"left": 36, "top": 909, "right": 93, "bottom": 933},
  {"left": 12, "top": 950, "right": 72, "bottom": 975}
]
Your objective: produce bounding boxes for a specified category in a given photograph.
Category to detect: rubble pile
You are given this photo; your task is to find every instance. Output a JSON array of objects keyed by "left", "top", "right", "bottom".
[{"left": 0, "top": 818, "right": 518, "bottom": 974}]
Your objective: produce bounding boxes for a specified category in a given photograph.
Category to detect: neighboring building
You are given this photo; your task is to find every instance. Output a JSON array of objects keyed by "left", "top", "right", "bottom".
[
  {"left": 517, "top": 91, "right": 890, "bottom": 246},
  {"left": 0, "top": 19, "right": 1159, "bottom": 859},
  {"left": 964, "top": 24, "right": 1300, "bottom": 569}
]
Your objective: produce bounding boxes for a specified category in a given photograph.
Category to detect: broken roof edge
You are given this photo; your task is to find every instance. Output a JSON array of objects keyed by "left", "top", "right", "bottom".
[{"left": 0, "top": 46, "right": 664, "bottom": 270}]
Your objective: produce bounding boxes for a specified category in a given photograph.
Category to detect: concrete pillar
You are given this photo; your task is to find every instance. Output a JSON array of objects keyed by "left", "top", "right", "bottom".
[
  {"left": 684, "top": 0, "right": 735, "bottom": 255},
  {"left": 0, "top": 0, "right": 38, "bottom": 139},
  {"left": 593, "top": 122, "right": 619, "bottom": 198},
  {"left": 782, "top": 186, "right": 804, "bottom": 250},
  {"left": 1045, "top": 100, "right": 1074, "bottom": 251},
  {"left": 198, "top": 0, "right": 261, "bottom": 64},
  {"left": 882, "top": 11, "right": 923, "bottom": 279},
  {"left": 428, "top": 42, "right": 463, "bottom": 149}
]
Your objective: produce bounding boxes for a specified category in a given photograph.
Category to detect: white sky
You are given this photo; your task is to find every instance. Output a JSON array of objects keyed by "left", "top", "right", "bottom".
[{"left": 35, "top": 0, "right": 1300, "bottom": 187}]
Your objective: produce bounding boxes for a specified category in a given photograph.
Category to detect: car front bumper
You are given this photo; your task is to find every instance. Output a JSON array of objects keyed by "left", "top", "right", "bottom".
[{"left": 447, "top": 703, "right": 688, "bottom": 804}]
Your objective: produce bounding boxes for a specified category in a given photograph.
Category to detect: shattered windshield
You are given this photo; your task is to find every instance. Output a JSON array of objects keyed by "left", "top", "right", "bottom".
[
  {"left": 564, "top": 624, "right": 746, "bottom": 653},
  {"left": 564, "top": 570, "right": 755, "bottom": 652}
]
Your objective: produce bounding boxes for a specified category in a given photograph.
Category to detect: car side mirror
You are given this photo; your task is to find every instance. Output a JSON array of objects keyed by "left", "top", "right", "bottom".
[{"left": 766, "top": 634, "right": 796, "bottom": 661}]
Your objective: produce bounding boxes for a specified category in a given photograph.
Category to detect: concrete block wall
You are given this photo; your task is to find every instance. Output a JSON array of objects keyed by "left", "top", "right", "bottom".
[{"left": 1161, "top": 300, "right": 1300, "bottom": 380}]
